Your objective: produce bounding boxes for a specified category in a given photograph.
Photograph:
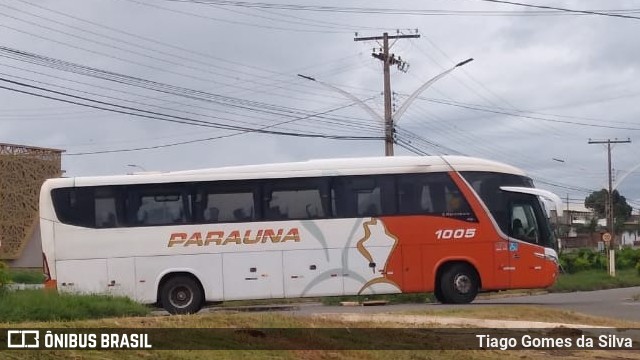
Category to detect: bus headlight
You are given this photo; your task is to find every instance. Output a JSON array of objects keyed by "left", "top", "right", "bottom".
[{"left": 544, "top": 248, "right": 559, "bottom": 264}]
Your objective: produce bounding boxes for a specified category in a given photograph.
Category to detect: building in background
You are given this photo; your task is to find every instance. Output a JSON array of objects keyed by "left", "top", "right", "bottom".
[
  {"left": 0, "top": 143, "right": 63, "bottom": 268},
  {"left": 559, "top": 203, "right": 599, "bottom": 249},
  {"left": 621, "top": 213, "right": 640, "bottom": 247}
]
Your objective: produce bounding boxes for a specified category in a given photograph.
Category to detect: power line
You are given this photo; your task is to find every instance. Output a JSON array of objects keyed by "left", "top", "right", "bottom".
[
  {"left": 0, "top": 64, "right": 382, "bottom": 136},
  {"left": 419, "top": 97, "right": 640, "bottom": 131},
  {"left": 0, "top": 77, "right": 384, "bottom": 142},
  {"left": 124, "top": 0, "right": 351, "bottom": 33},
  {"left": 0, "top": 13, "right": 349, "bottom": 103},
  {"left": 0, "top": 47, "right": 387, "bottom": 144},
  {"left": 159, "top": 0, "right": 640, "bottom": 17},
  {"left": 476, "top": 0, "right": 640, "bottom": 21},
  {"left": 18, "top": 0, "right": 378, "bottom": 99},
  {"left": 0, "top": 5, "right": 378, "bottom": 104},
  {"left": 0, "top": 46, "right": 346, "bottom": 121}
]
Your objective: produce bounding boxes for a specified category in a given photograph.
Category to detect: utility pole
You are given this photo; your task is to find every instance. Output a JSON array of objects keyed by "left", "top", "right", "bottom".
[
  {"left": 588, "top": 138, "right": 631, "bottom": 276},
  {"left": 562, "top": 193, "right": 570, "bottom": 251},
  {"left": 355, "top": 32, "right": 420, "bottom": 156},
  {"left": 566, "top": 193, "right": 570, "bottom": 232}
]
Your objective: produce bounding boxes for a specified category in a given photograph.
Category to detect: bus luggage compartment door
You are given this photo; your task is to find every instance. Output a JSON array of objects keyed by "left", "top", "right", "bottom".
[
  {"left": 56, "top": 259, "right": 108, "bottom": 294},
  {"left": 107, "top": 257, "right": 136, "bottom": 298},
  {"left": 222, "top": 251, "right": 284, "bottom": 300}
]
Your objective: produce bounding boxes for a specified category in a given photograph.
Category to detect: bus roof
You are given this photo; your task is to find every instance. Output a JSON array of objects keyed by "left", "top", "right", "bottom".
[{"left": 46, "top": 155, "right": 527, "bottom": 188}]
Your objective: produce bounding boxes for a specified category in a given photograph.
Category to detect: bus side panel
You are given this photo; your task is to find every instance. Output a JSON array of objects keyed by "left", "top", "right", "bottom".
[
  {"left": 509, "top": 241, "right": 553, "bottom": 289},
  {"left": 222, "top": 251, "right": 284, "bottom": 300},
  {"left": 283, "top": 248, "right": 344, "bottom": 298},
  {"left": 400, "top": 245, "right": 423, "bottom": 292},
  {"left": 135, "top": 254, "right": 223, "bottom": 304},
  {"left": 107, "top": 257, "right": 136, "bottom": 299},
  {"left": 56, "top": 259, "right": 108, "bottom": 294},
  {"left": 343, "top": 246, "right": 401, "bottom": 295},
  {"left": 381, "top": 216, "right": 500, "bottom": 291}
]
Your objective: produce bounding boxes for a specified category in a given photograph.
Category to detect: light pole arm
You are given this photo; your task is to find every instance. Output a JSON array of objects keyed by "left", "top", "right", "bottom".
[
  {"left": 297, "top": 74, "right": 384, "bottom": 124},
  {"left": 614, "top": 162, "right": 640, "bottom": 190},
  {"left": 393, "top": 58, "right": 473, "bottom": 123}
]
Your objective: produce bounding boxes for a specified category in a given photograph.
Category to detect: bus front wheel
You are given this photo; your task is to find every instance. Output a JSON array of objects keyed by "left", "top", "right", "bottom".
[
  {"left": 439, "top": 263, "right": 478, "bottom": 304},
  {"left": 160, "top": 275, "right": 204, "bottom": 314},
  {"left": 434, "top": 286, "right": 446, "bottom": 303}
]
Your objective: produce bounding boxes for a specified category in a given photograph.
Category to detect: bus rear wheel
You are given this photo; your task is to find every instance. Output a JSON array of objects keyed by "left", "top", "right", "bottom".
[
  {"left": 439, "top": 263, "right": 478, "bottom": 304},
  {"left": 160, "top": 275, "right": 203, "bottom": 314}
]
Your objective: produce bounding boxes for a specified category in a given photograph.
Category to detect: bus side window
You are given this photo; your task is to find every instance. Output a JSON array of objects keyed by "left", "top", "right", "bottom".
[
  {"left": 397, "top": 182, "right": 418, "bottom": 213},
  {"left": 197, "top": 183, "right": 257, "bottom": 223},
  {"left": 203, "top": 207, "right": 219, "bottom": 222},
  {"left": 331, "top": 175, "right": 394, "bottom": 218},
  {"left": 128, "top": 185, "right": 191, "bottom": 226},
  {"left": 397, "top": 173, "right": 475, "bottom": 221},
  {"left": 263, "top": 178, "right": 327, "bottom": 221},
  {"left": 95, "top": 191, "right": 119, "bottom": 228},
  {"left": 356, "top": 188, "right": 381, "bottom": 217},
  {"left": 420, "top": 185, "right": 434, "bottom": 212},
  {"left": 51, "top": 187, "right": 94, "bottom": 227}
]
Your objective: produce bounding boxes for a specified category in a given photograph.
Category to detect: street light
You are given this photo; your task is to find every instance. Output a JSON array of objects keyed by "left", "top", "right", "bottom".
[
  {"left": 393, "top": 58, "right": 473, "bottom": 123},
  {"left": 298, "top": 58, "right": 473, "bottom": 155}
]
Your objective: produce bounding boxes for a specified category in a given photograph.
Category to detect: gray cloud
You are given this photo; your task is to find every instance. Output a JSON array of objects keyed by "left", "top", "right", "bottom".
[{"left": 2, "top": 0, "right": 640, "bottom": 208}]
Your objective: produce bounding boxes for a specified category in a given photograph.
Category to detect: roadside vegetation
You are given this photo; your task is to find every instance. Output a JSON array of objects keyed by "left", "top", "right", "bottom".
[
  {"left": 0, "top": 261, "right": 10, "bottom": 294},
  {"left": 550, "top": 247, "right": 640, "bottom": 292},
  {"left": 1, "top": 262, "right": 146, "bottom": 323},
  {"left": 0, "top": 289, "right": 149, "bottom": 322},
  {"left": 551, "top": 268, "right": 640, "bottom": 292},
  {"left": 8, "top": 268, "right": 46, "bottom": 284},
  {"left": 559, "top": 247, "right": 640, "bottom": 274},
  {"left": 0, "top": 262, "right": 45, "bottom": 285}
]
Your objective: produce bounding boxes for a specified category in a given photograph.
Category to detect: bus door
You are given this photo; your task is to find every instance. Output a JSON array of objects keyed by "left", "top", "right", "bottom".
[
  {"left": 501, "top": 187, "right": 561, "bottom": 289},
  {"left": 507, "top": 200, "right": 547, "bottom": 288}
]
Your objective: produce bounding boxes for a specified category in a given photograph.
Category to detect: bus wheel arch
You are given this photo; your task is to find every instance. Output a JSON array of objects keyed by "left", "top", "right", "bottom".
[
  {"left": 157, "top": 272, "right": 205, "bottom": 315},
  {"left": 435, "top": 261, "right": 481, "bottom": 304}
]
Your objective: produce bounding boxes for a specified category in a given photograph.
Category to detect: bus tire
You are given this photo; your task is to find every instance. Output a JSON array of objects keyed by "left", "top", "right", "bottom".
[
  {"left": 439, "top": 263, "right": 478, "bottom": 304},
  {"left": 434, "top": 286, "right": 447, "bottom": 304},
  {"left": 160, "top": 275, "right": 203, "bottom": 314}
]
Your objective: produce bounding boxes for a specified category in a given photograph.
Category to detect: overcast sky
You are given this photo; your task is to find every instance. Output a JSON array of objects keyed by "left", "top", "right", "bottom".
[{"left": 2, "top": 0, "right": 640, "bottom": 211}]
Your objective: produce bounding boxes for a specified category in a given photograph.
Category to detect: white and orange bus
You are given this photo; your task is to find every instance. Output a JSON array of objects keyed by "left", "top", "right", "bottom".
[{"left": 40, "top": 156, "right": 562, "bottom": 314}]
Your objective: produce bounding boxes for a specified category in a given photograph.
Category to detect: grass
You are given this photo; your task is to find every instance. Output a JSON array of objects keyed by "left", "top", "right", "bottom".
[
  {"left": 9, "top": 268, "right": 45, "bottom": 284},
  {"left": 0, "top": 289, "right": 149, "bottom": 322},
  {"left": 550, "top": 268, "right": 640, "bottom": 292}
]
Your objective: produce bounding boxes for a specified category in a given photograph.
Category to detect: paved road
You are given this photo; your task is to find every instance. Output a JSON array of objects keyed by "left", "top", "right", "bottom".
[
  {"left": 475, "top": 287, "right": 640, "bottom": 321},
  {"left": 281, "top": 287, "right": 640, "bottom": 322}
]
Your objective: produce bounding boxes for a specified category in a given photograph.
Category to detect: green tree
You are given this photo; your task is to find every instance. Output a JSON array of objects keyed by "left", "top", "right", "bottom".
[{"left": 584, "top": 189, "right": 632, "bottom": 233}]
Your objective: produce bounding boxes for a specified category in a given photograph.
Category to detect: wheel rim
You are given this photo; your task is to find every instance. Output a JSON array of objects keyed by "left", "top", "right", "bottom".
[
  {"left": 169, "top": 285, "right": 193, "bottom": 309},
  {"left": 454, "top": 273, "right": 472, "bottom": 294}
]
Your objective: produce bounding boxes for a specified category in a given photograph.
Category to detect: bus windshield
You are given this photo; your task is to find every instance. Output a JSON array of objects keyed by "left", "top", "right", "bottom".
[{"left": 460, "top": 171, "right": 558, "bottom": 249}]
